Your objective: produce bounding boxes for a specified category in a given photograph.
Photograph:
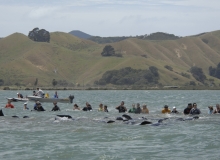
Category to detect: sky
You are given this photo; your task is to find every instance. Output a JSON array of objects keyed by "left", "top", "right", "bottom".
[{"left": 0, "top": 0, "right": 220, "bottom": 37}]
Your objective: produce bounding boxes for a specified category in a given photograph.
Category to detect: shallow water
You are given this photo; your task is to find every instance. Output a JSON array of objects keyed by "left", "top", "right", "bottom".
[{"left": 0, "top": 90, "right": 220, "bottom": 160}]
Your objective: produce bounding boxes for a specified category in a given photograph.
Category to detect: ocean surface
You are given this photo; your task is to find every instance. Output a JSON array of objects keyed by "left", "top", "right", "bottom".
[{"left": 0, "top": 90, "right": 220, "bottom": 160}]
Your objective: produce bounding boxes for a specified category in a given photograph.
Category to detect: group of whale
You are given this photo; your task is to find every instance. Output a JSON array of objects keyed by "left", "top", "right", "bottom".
[{"left": 0, "top": 108, "right": 200, "bottom": 126}]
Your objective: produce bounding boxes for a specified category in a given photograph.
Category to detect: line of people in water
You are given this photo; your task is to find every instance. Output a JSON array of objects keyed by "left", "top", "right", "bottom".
[{"left": 4, "top": 99, "right": 220, "bottom": 115}]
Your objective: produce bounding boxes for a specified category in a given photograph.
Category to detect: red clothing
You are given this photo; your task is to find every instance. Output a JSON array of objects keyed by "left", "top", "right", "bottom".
[{"left": 5, "top": 103, "right": 15, "bottom": 108}]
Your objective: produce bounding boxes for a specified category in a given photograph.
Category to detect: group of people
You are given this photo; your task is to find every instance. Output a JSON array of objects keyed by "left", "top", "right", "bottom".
[
  {"left": 4, "top": 94, "right": 220, "bottom": 115},
  {"left": 115, "top": 101, "right": 149, "bottom": 114}
]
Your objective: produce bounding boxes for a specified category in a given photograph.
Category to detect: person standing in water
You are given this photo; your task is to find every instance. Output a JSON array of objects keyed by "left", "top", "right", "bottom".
[
  {"left": 104, "top": 105, "right": 108, "bottom": 112},
  {"left": 141, "top": 104, "right": 149, "bottom": 114},
  {"left": 128, "top": 104, "right": 136, "bottom": 113},
  {"left": 51, "top": 102, "right": 60, "bottom": 111},
  {"left": 73, "top": 104, "right": 80, "bottom": 110},
  {"left": 171, "top": 107, "right": 179, "bottom": 113},
  {"left": 115, "top": 101, "right": 127, "bottom": 113},
  {"left": 162, "top": 105, "right": 171, "bottom": 114},
  {"left": 23, "top": 102, "right": 29, "bottom": 110},
  {"left": 189, "top": 103, "right": 201, "bottom": 115},
  {"left": 135, "top": 103, "right": 142, "bottom": 114},
  {"left": 98, "top": 103, "right": 104, "bottom": 111},
  {"left": 5, "top": 100, "right": 15, "bottom": 108},
  {"left": 184, "top": 103, "right": 192, "bottom": 115}
]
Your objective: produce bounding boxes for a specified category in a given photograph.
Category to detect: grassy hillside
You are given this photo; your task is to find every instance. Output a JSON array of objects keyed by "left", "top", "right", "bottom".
[{"left": 1, "top": 30, "right": 220, "bottom": 89}]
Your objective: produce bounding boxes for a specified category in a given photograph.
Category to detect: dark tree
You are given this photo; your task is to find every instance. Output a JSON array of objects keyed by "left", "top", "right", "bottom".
[
  {"left": 52, "top": 79, "right": 58, "bottom": 87},
  {"left": 101, "top": 45, "right": 115, "bottom": 56},
  {"left": 28, "top": 28, "right": 50, "bottom": 42},
  {"left": 0, "top": 79, "right": 4, "bottom": 86},
  {"left": 190, "top": 66, "right": 206, "bottom": 83},
  {"left": 149, "top": 66, "right": 159, "bottom": 77}
]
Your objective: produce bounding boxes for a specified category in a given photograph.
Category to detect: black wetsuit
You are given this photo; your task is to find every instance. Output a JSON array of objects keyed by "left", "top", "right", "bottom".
[
  {"left": 37, "top": 106, "right": 45, "bottom": 111},
  {"left": 82, "top": 105, "right": 92, "bottom": 111},
  {"left": 116, "top": 106, "right": 126, "bottom": 113},
  {"left": 184, "top": 107, "right": 191, "bottom": 114},
  {"left": 171, "top": 110, "right": 179, "bottom": 113},
  {"left": 51, "top": 105, "right": 60, "bottom": 111}
]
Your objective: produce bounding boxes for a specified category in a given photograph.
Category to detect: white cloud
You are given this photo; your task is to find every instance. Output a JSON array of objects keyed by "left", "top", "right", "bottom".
[{"left": 27, "top": 6, "right": 61, "bottom": 19}]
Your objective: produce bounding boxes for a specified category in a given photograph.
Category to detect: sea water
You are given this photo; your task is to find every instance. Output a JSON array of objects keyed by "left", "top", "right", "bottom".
[{"left": 0, "top": 90, "right": 220, "bottom": 160}]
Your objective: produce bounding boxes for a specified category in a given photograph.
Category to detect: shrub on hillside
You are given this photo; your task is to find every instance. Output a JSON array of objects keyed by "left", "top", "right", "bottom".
[
  {"left": 209, "top": 63, "right": 220, "bottom": 79},
  {"left": 0, "top": 79, "right": 4, "bottom": 86},
  {"left": 190, "top": 66, "right": 206, "bottom": 83},
  {"left": 95, "top": 66, "right": 159, "bottom": 85},
  {"left": 164, "top": 65, "right": 173, "bottom": 71},
  {"left": 181, "top": 72, "right": 191, "bottom": 79}
]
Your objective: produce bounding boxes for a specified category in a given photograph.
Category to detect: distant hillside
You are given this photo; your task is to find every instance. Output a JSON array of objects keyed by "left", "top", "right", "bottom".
[
  {"left": 69, "top": 30, "right": 92, "bottom": 39},
  {"left": 139, "top": 32, "right": 181, "bottom": 40},
  {"left": 88, "top": 32, "right": 181, "bottom": 44},
  {"left": 1, "top": 30, "right": 220, "bottom": 89}
]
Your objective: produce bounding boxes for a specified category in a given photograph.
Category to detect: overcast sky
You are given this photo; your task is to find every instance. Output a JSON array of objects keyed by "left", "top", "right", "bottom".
[{"left": 0, "top": 0, "right": 220, "bottom": 37}]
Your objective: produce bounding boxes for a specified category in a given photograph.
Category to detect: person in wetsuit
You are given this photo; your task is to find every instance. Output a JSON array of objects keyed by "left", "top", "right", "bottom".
[
  {"left": 115, "top": 101, "right": 127, "bottom": 113},
  {"left": 104, "top": 105, "right": 108, "bottom": 112},
  {"left": 36, "top": 102, "right": 45, "bottom": 111},
  {"left": 184, "top": 103, "right": 192, "bottom": 115},
  {"left": 51, "top": 102, "right": 60, "bottom": 111},
  {"left": 82, "top": 102, "right": 92, "bottom": 111}
]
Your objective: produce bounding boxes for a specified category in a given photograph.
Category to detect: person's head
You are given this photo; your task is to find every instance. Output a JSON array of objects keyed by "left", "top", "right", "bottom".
[
  {"left": 193, "top": 103, "right": 197, "bottom": 108},
  {"left": 24, "top": 103, "right": 27, "bottom": 108},
  {"left": 8, "top": 100, "right": 11, "bottom": 104},
  {"left": 36, "top": 101, "right": 41, "bottom": 106},
  {"left": 99, "top": 103, "right": 103, "bottom": 108},
  {"left": 137, "top": 103, "right": 140, "bottom": 108},
  {"left": 37, "top": 88, "right": 39, "bottom": 90},
  {"left": 173, "top": 106, "right": 176, "bottom": 110},
  {"left": 208, "top": 106, "right": 213, "bottom": 110},
  {"left": 164, "top": 105, "right": 169, "bottom": 109},
  {"left": 132, "top": 104, "right": 135, "bottom": 108},
  {"left": 53, "top": 102, "right": 57, "bottom": 105},
  {"left": 216, "top": 104, "right": 220, "bottom": 109},
  {"left": 121, "top": 101, "right": 124, "bottom": 105},
  {"left": 143, "top": 104, "right": 147, "bottom": 109},
  {"left": 188, "top": 103, "right": 192, "bottom": 108},
  {"left": 104, "top": 105, "right": 107, "bottom": 109},
  {"left": 55, "top": 91, "right": 57, "bottom": 94}
]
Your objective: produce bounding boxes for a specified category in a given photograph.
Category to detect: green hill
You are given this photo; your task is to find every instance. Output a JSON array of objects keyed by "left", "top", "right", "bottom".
[{"left": 1, "top": 30, "right": 220, "bottom": 89}]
